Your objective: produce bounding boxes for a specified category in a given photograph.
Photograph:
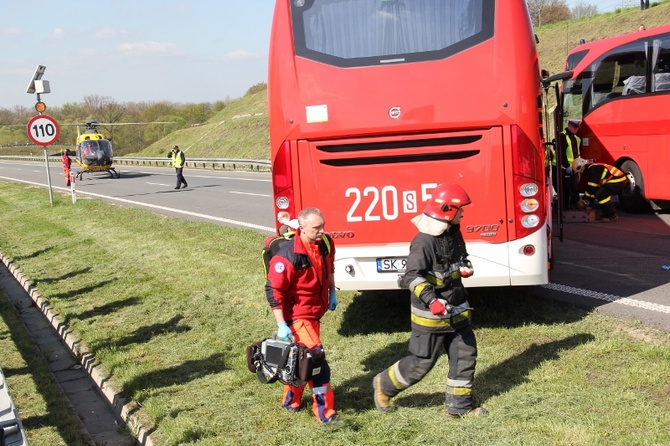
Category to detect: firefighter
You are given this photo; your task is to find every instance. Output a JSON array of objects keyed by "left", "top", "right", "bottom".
[
  {"left": 574, "top": 158, "right": 629, "bottom": 222},
  {"left": 373, "top": 183, "right": 487, "bottom": 418}
]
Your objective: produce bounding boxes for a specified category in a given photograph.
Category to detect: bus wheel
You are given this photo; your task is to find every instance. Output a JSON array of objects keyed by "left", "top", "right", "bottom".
[{"left": 619, "top": 160, "right": 650, "bottom": 213}]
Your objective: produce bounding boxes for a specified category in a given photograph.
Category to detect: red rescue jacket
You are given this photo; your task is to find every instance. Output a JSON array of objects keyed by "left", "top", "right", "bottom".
[{"left": 265, "top": 231, "right": 334, "bottom": 323}]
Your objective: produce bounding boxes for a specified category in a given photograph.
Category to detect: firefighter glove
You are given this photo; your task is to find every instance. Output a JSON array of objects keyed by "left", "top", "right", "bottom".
[
  {"left": 328, "top": 289, "right": 338, "bottom": 311},
  {"left": 459, "top": 259, "right": 474, "bottom": 278},
  {"left": 277, "top": 322, "right": 291, "bottom": 341},
  {"left": 429, "top": 298, "right": 449, "bottom": 316}
]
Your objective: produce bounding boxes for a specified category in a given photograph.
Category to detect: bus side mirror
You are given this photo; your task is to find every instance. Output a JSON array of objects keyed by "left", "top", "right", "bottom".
[{"left": 542, "top": 71, "right": 573, "bottom": 88}]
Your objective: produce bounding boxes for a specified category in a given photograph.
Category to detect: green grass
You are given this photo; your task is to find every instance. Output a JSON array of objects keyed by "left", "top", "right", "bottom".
[{"left": 1, "top": 181, "right": 670, "bottom": 446}]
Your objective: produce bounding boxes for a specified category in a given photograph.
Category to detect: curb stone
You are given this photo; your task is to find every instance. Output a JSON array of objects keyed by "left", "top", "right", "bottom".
[{"left": 0, "top": 252, "right": 155, "bottom": 446}]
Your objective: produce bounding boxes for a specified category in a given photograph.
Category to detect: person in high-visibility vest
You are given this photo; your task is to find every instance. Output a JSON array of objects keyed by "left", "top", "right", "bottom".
[
  {"left": 574, "top": 158, "right": 629, "bottom": 222},
  {"left": 167, "top": 145, "right": 188, "bottom": 189},
  {"left": 62, "top": 149, "right": 72, "bottom": 186},
  {"left": 558, "top": 119, "right": 582, "bottom": 210}
]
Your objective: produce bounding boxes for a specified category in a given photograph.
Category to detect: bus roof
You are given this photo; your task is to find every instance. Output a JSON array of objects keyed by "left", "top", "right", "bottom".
[{"left": 565, "top": 23, "right": 670, "bottom": 74}]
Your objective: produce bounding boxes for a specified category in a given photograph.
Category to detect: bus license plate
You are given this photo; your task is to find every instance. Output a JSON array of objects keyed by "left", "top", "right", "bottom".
[{"left": 377, "top": 257, "right": 406, "bottom": 273}]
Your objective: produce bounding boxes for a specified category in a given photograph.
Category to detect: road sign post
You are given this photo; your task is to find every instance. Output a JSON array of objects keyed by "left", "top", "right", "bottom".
[{"left": 26, "top": 115, "right": 60, "bottom": 207}]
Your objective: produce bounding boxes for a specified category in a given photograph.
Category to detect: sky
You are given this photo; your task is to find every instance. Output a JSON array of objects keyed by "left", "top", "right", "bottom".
[
  {"left": 1, "top": 0, "right": 642, "bottom": 111},
  {"left": 1, "top": 0, "right": 275, "bottom": 110}
]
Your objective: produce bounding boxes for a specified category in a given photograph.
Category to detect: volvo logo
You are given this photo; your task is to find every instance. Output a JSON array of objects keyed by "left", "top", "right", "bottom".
[
  {"left": 389, "top": 106, "right": 401, "bottom": 119},
  {"left": 327, "top": 231, "right": 355, "bottom": 239}
]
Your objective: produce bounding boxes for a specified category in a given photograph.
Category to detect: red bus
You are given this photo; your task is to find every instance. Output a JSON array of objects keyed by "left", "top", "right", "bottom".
[
  {"left": 268, "top": 0, "right": 549, "bottom": 290},
  {"left": 561, "top": 24, "right": 670, "bottom": 212}
]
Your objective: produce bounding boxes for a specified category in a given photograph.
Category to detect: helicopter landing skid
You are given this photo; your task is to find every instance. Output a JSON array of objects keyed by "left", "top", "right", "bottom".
[{"left": 76, "top": 168, "right": 120, "bottom": 181}]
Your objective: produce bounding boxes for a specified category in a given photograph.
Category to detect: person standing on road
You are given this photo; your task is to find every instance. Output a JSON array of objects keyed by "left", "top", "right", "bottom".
[
  {"left": 558, "top": 119, "right": 583, "bottom": 210},
  {"left": 62, "top": 148, "right": 72, "bottom": 186},
  {"left": 265, "top": 207, "right": 338, "bottom": 424},
  {"left": 167, "top": 145, "right": 188, "bottom": 189},
  {"left": 574, "top": 158, "right": 629, "bottom": 223},
  {"left": 373, "top": 183, "right": 487, "bottom": 418}
]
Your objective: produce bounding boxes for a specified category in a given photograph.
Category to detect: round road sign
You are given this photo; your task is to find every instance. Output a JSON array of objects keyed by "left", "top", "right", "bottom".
[{"left": 26, "top": 114, "right": 60, "bottom": 146}]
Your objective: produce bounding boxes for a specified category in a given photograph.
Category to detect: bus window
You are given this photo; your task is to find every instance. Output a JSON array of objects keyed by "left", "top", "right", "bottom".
[
  {"left": 586, "top": 40, "right": 647, "bottom": 111},
  {"left": 651, "top": 35, "right": 670, "bottom": 91},
  {"left": 562, "top": 78, "right": 584, "bottom": 123}
]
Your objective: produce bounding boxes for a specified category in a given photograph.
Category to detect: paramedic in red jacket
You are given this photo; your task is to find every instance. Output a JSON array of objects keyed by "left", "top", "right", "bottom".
[
  {"left": 265, "top": 207, "right": 338, "bottom": 424},
  {"left": 62, "top": 149, "right": 72, "bottom": 186}
]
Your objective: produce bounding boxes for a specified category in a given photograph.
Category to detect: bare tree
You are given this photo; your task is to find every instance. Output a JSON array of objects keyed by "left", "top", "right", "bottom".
[
  {"left": 572, "top": 2, "right": 598, "bottom": 19},
  {"left": 527, "top": 0, "right": 572, "bottom": 27}
]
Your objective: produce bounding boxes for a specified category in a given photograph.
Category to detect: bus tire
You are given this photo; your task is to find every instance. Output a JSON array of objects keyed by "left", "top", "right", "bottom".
[{"left": 619, "top": 160, "right": 650, "bottom": 213}]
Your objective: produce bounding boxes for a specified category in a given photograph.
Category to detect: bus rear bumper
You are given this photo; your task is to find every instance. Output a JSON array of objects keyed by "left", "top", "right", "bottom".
[{"left": 334, "top": 231, "right": 548, "bottom": 291}]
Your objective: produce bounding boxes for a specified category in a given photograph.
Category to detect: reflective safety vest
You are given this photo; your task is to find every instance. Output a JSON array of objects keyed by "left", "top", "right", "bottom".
[
  {"left": 560, "top": 129, "right": 581, "bottom": 169},
  {"left": 172, "top": 151, "right": 185, "bottom": 168}
]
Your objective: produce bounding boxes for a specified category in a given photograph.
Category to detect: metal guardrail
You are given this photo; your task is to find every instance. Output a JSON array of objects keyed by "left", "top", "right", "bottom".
[{"left": 0, "top": 155, "right": 271, "bottom": 172}]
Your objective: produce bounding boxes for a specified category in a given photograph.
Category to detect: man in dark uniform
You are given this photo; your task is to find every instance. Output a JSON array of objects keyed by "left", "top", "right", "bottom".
[
  {"left": 167, "top": 145, "right": 188, "bottom": 189},
  {"left": 558, "top": 119, "right": 582, "bottom": 209},
  {"left": 373, "top": 183, "right": 487, "bottom": 418}
]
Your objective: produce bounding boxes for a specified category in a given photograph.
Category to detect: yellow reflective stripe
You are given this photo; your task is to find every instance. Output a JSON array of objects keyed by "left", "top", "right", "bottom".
[
  {"left": 447, "top": 387, "right": 472, "bottom": 396},
  {"left": 607, "top": 176, "right": 627, "bottom": 183},
  {"left": 599, "top": 196, "right": 612, "bottom": 204},
  {"left": 389, "top": 364, "right": 403, "bottom": 390},
  {"left": 414, "top": 282, "right": 430, "bottom": 298},
  {"left": 410, "top": 310, "right": 471, "bottom": 328}
]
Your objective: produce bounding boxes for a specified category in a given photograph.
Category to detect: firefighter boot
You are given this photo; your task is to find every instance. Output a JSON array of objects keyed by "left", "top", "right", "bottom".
[
  {"left": 448, "top": 406, "right": 489, "bottom": 418},
  {"left": 281, "top": 384, "right": 305, "bottom": 412},
  {"left": 373, "top": 374, "right": 392, "bottom": 412}
]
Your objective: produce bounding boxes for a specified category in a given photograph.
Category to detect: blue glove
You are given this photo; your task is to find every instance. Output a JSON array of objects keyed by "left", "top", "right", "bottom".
[
  {"left": 328, "top": 289, "right": 338, "bottom": 311},
  {"left": 276, "top": 322, "right": 291, "bottom": 341}
]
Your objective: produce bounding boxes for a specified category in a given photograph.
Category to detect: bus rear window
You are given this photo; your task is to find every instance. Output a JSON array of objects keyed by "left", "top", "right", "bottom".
[{"left": 291, "top": 0, "right": 494, "bottom": 67}]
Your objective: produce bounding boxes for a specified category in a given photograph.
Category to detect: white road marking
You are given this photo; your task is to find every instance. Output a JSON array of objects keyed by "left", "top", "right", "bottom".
[
  {"left": 542, "top": 282, "right": 670, "bottom": 314},
  {"left": 229, "top": 191, "right": 272, "bottom": 197}
]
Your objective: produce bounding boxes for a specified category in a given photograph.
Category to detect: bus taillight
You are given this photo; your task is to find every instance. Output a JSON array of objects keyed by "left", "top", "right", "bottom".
[
  {"left": 511, "top": 125, "right": 546, "bottom": 239},
  {"left": 272, "top": 141, "right": 296, "bottom": 226}
]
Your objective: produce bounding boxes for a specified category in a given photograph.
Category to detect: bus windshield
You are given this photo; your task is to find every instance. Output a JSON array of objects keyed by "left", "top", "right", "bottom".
[{"left": 292, "top": 0, "right": 493, "bottom": 67}]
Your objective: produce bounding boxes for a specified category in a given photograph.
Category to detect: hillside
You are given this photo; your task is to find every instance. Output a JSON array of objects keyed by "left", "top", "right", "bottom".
[
  {"left": 136, "top": 88, "right": 269, "bottom": 160},
  {"left": 135, "top": 2, "right": 670, "bottom": 161}
]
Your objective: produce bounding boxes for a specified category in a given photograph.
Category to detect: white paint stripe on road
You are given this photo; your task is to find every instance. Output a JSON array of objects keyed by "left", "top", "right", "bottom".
[
  {"left": 136, "top": 170, "right": 271, "bottom": 181},
  {"left": 542, "top": 282, "right": 670, "bottom": 314},
  {"left": 229, "top": 191, "right": 272, "bottom": 197},
  {"left": 0, "top": 176, "right": 276, "bottom": 233}
]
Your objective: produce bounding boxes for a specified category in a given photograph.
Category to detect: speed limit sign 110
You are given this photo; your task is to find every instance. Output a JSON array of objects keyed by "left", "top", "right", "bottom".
[{"left": 27, "top": 114, "right": 60, "bottom": 146}]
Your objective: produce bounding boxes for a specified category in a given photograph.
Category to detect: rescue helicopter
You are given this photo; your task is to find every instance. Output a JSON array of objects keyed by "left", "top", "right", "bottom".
[
  {"left": 71, "top": 120, "right": 119, "bottom": 180},
  {"left": 64, "top": 119, "right": 173, "bottom": 180}
]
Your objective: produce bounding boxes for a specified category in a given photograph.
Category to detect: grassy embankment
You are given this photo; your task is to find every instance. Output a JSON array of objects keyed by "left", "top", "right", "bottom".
[{"left": 1, "top": 183, "right": 669, "bottom": 445}]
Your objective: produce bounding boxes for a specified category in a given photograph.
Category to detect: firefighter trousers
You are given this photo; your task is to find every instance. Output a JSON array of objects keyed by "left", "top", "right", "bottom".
[{"left": 376, "top": 324, "right": 478, "bottom": 415}]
